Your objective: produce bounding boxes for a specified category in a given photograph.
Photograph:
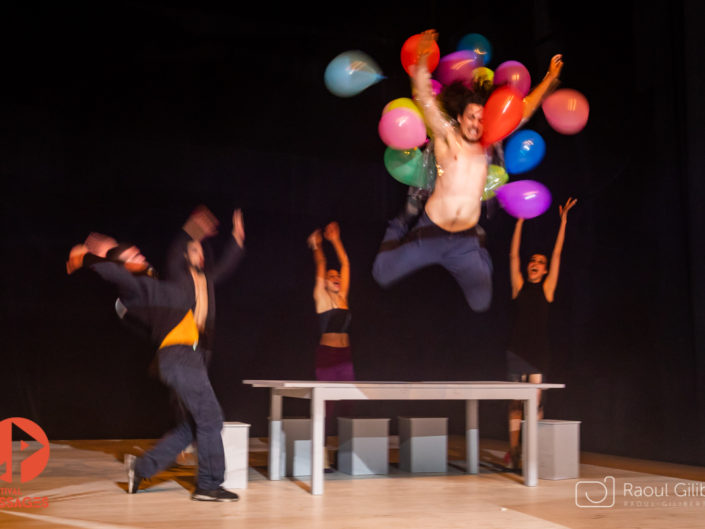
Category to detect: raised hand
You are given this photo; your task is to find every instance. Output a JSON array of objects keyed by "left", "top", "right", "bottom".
[
  {"left": 559, "top": 197, "right": 577, "bottom": 221},
  {"left": 307, "top": 229, "right": 322, "bottom": 250},
  {"left": 232, "top": 208, "right": 245, "bottom": 247},
  {"left": 418, "top": 29, "right": 438, "bottom": 58},
  {"left": 184, "top": 205, "right": 219, "bottom": 241},
  {"left": 323, "top": 221, "right": 340, "bottom": 242},
  {"left": 548, "top": 54, "right": 564, "bottom": 79},
  {"left": 84, "top": 232, "right": 118, "bottom": 257},
  {"left": 66, "top": 244, "right": 89, "bottom": 274}
]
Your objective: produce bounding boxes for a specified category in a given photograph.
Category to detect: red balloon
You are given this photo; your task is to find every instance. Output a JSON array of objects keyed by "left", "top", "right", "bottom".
[
  {"left": 401, "top": 34, "right": 440, "bottom": 76},
  {"left": 481, "top": 86, "right": 524, "bottom": 146}
]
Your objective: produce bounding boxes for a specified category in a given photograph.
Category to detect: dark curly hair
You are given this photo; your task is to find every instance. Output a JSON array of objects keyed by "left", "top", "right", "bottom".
[{"left": 437, "top": 78, "right": 495, "bottom": 121}]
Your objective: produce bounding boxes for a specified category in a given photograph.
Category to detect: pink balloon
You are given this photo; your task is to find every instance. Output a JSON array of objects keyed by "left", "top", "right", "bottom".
[
  {"left": 495, "top": 180, "right": 552, "bottom": 219},
  {"left": 542, "top": 89, "right": 589, "bottom": 134},
  {"left": 494, "top": 60, "right": 531, "bottom": 97},
  {"left": 431, "top": 79, "right": 443, "bottom": 96},
  {"left": 434, "top": 50, "right": 482, "bottom": 86},
  {"left": 378, "top": 108, "right": 427, "bottom": 149}
]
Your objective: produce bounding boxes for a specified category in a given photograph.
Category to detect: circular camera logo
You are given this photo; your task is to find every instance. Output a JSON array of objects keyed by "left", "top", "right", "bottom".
[{"left": 0, "top": 418, "right": 50, "bottom": 483}]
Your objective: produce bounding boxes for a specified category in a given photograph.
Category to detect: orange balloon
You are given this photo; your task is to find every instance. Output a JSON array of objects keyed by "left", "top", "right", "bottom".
[
  {"left": 401, "top": 34, "right": 440, "bottom": 76},
  {"left": 481, "top": 86, "right": 524, "bottom": 146}
]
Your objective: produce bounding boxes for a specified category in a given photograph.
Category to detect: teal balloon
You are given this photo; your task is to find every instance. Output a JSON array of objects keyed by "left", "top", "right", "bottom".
[
  {"left": 384, "top": 147, "right": 426, "bottom": 187},
  {"left": 324, "top": 50, "right": 384, "bottom": 97},
  {"left": 457, "top": 33, "right": 492, "bottom": 66}
]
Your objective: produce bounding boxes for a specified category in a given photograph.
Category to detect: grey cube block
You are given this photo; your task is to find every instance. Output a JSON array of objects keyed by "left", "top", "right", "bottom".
[
  {"left": 398, "top": 417, "right": 448, "bottom": 473},
  {"left": 281, "top": 418, "right": 312, "bottom": 477},
  {"left": 337, "top": 418, "right": 390, "bottom": 475},
  {"left": 530, "top": 419, "right": 581, "bottom": 480},
  {"left": 221, "top": 421, "right": 250, "bottom": 489}
]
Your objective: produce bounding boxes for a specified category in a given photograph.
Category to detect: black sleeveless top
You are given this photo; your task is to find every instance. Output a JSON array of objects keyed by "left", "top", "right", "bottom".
[
  {"left": 509, "top": 281, "right": 551, "bottom": 373},
  {"left": 318, "top": 308, "right": 351, "bottom": 334}
]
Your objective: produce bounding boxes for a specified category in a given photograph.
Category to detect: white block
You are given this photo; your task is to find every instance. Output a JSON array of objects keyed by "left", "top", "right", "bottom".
[
  {"left": 281, "top": 418, "right": 312, "bottom": 477},
  {"left": 533, "top": 419, "right": 581, "bottom": 480},
  {"left": 221, "top": 421, "right": 250, "bottom": 489},
  {"left": 398, "top": 417, "right": 448, "bottom": 473},
  {"left": 337, "top": 418, "right": 390, "bottom": 475}
]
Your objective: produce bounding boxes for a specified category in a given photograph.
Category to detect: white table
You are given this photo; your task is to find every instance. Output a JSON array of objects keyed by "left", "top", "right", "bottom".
[{"left": 243, "top": 380, "right": 565, "bottom": 495}]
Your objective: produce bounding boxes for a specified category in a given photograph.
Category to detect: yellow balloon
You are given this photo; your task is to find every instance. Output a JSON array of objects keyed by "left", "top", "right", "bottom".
[
  {"left": 382, "top": 97, "right": 423, "bottom": 119},
  {"left": 482, "top": 164, "right": 508, "bottom": 201},
  {"left": 472, "top": 67, "right": 494, "bottom": 86}
]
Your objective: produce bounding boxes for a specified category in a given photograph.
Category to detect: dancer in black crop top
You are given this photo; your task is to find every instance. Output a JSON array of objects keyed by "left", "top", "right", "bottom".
[
  {"left": 308, "top": 222, "right": 355, "bottom": 468},
  {"left": 308, "top": 222, "right": 353, "bottom": 353},
  {"left": 504, "top": 197, "right": 577, "bottom": 470}
]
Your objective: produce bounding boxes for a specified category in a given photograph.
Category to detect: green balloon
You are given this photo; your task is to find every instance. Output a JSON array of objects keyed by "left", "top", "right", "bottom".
[
  {"left": 482, "top": 164, "right": 509, "bottom": 200},
  {"left": 383, "top": 147, "right": 427, "bottom": 187}
]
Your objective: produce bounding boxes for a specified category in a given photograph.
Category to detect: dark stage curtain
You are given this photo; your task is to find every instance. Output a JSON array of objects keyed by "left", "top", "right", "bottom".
[{"left": 1, "top": 1, "right": 704, "bottom": 465}]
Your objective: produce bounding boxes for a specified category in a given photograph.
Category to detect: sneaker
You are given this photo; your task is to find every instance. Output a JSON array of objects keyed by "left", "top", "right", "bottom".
[
  {"left": 191, "top": 487, "right": 239, "bottom": 502},
  {"left": 503, "top": 448, "right": 522, "bottom": 472},
  {"left": 124, "top": 454, "right": 142, "bottom": 494}
]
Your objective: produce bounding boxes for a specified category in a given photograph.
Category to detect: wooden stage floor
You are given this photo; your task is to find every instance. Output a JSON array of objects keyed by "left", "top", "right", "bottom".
[{"left": 2, "top": 436, "right": 704, "bottom": 528}]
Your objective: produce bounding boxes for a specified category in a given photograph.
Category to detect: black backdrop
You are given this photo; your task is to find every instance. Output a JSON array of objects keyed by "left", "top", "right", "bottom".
[{"left": 2, "top": 2, "right": 704, "bottom": 466}]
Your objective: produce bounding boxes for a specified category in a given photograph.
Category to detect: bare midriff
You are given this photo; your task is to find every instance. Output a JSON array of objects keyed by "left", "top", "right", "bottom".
[
  {"left": 425, "top": 152, "right": 487, "bottom": 232},
  {"left": 319, "top": 332, "right": 350, "bottom": 348}
]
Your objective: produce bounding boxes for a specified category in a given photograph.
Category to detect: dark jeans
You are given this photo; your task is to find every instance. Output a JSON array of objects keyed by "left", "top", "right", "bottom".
[
  {"left": 135, "top": 345, "right": 225, "bottom": 490},
  {"left": 372, "top": 211, "right": 493, "bottom": 312}
]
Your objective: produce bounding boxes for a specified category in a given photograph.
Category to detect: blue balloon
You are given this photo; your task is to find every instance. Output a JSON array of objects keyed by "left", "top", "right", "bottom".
[
  {"left": 324, "top": 50, "right": 384, "bottom": 97},
  {"left": 457, "top": 33, "right": 492, "bottom": 66},
  {"left": 504, "top": 130, "right": 546, "bottom": 174}
]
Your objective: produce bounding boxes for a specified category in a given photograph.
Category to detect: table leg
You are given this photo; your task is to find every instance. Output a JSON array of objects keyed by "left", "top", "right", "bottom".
[
  {"left": 523, "top": 394, "right": 538, "bottom": 486},
  {"left": 465, "top": 399, "right": 479, "bottom": 474},
  {"left": 310, "top": 388, "right": 325, "bottom": 495},
  {"left": 268, "top": 390, "right": 283, "bottom": 480}
]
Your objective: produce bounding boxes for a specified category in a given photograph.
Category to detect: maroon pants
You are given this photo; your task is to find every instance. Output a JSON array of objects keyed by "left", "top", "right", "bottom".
[{"left": 315, "top": 344, "right": 355, "bottom": 435}]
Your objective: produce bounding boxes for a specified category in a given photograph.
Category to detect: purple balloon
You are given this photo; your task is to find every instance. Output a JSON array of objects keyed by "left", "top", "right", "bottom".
[
  {"left": 434, "top": 50, "right": 482, "bottom": 86},
  {"left": 494, "top": 60, "right": 531, "bottom": 97},
  {"left": 430, "top": 79, "right": 443, "bottom": 96},
  {"left": 495, "top": 180, "right": 552, "bottom": 219}
]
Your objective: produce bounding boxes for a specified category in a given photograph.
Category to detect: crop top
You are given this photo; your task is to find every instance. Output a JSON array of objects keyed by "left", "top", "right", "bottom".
[{"left": 318, "top": 308, "right": 351, "bottom": 334}]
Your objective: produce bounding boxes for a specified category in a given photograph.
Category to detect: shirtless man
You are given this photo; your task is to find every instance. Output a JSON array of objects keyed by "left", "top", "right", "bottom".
[{"left": 372, "top": 29, "right": 562, "bottom": 311}]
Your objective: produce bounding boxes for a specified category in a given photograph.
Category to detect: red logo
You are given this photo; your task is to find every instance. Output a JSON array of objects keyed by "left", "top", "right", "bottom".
[{"left": 0, "top": 418, "right": 50, "bottom": 483}]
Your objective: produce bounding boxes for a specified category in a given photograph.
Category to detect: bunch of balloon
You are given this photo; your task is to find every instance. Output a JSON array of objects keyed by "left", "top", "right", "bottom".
[
  {"left": 383, "top": 147, "right": 428, "bottom": 188},
  {"left": 504, "top": 129, "right": 546, "bottom": 175},
  {"left": 324, "top": 50, "right": 384, "bottom": 97},
  {"left": 400, "top": 33, "right": 441, "bottom": 75},
  {"left": 494, "top": 60, "right": 532, "bottom": 97},
  {"left": 495, "top": 180, "right": 552, "bottom": 219},
  {"left": 378, "top": 98, "right": 427, "bottom": 150},
  {"left": 382, "top": 97, "right": 423, "bottom": 116},
  {"left": 472, "top": 67, "right": 494, "bottom": 86},
  {"left": 434, "top": 49, "right": 483, "bottom": 87},
  {"left": 480, "top": 85, "right": 524, "bottom": 146},
  {"left": 482, "top": 164, "right": 509, "bottom": 200},
  {"left": 457, "top": 33, "right": 493, "bottom": 66},
  {"left": 456, "top": 32, "right": 494, "bottom": 89},
  {"left": 542, "top": 88, "right": 590, "bottom": 134}
]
